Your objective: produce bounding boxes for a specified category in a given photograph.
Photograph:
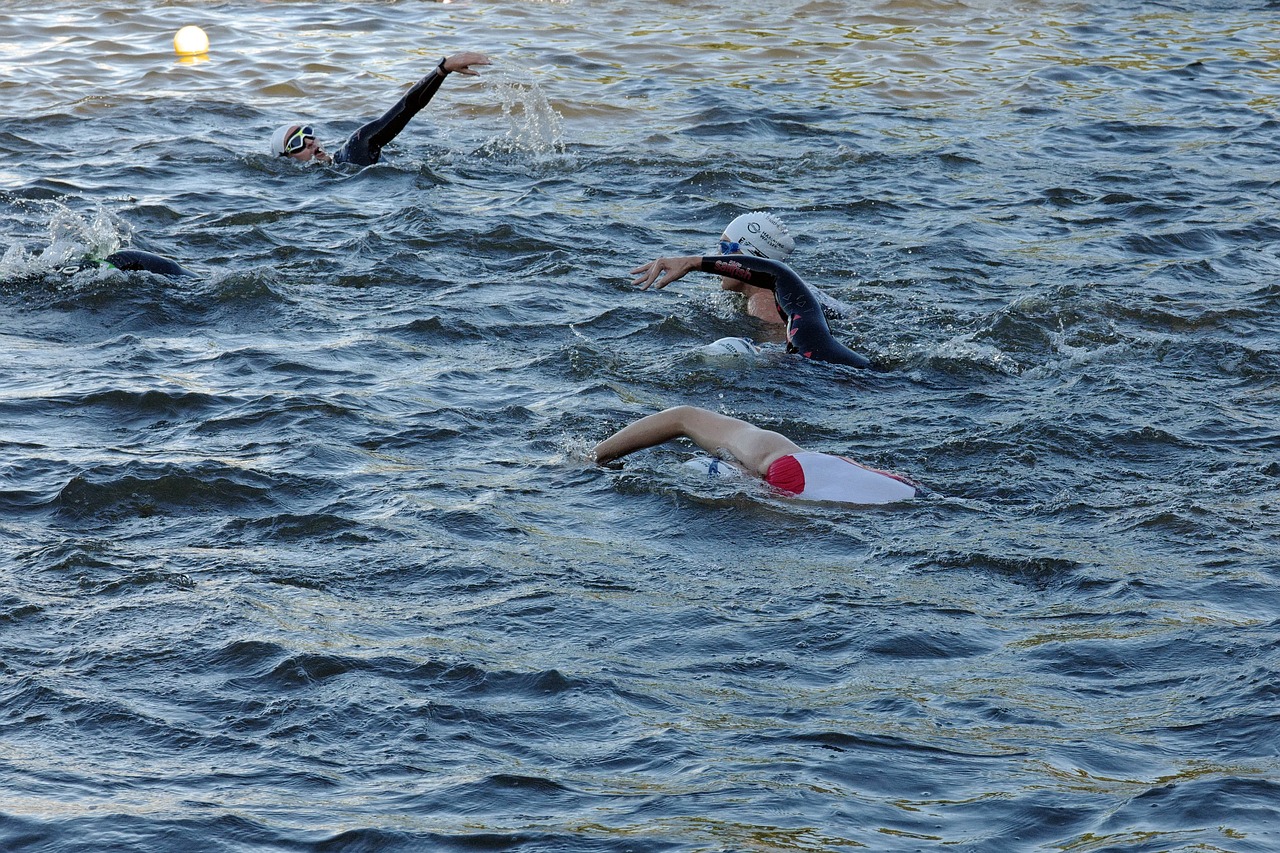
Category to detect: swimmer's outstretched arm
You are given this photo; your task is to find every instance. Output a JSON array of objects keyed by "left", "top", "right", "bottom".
[
  {"left": 630, "top": 253, "right": 874, "bottom": 369},
  {"left": 592, "top": 405, "right": 801, "bottom": 476},
  {"left": 631, "top": 254, "right": 782, "bottom": 289},
  {"left": 630, "top": 256, "right": 703, "bottom": 290},
  {"left": 339, "top": 51, "right": 491, "bottom": 166},
  {"left": 376, "top": 51, "right": 490, "bottom": 142}
]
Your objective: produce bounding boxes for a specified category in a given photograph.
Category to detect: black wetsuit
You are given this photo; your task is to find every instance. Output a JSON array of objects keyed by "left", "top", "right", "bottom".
[
  {"left": 333, "top": 61, "right": 451, "bottom": 167},
  {"left": 101, "top": 249, "right": 196, "bottom": 278},
  {"left": 702, "top": 255, "right": 875, "bottom": 369}
]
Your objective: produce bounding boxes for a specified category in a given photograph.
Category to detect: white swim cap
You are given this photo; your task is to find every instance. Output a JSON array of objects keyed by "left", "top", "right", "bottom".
[
  {"left": 682, "top": 456, "right": 743, "bottom": 479},
  {"left": 723, "top": 211, "right": 795, "bottom": 261},
  {"left": 270, "top": 123, "right": 300, "bottom": 156},
  {"left": 699, "top": 336, "right": 762, "bottom": 356}
]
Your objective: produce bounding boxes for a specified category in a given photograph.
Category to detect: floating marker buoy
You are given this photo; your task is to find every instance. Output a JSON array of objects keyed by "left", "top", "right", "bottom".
[{"left": 174, "top": 25, "right": 209, "bottom": 57}]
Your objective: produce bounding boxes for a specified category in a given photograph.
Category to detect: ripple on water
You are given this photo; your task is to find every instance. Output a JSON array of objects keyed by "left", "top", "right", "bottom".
[{"left": 3, "top": 1, "right": 1280, "bottom": 850}]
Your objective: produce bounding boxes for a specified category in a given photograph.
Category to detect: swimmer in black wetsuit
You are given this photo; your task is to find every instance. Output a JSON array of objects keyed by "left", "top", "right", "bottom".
[
  {"left": 270, "top": 51, "right": 491, "bottom": 167},
  {"left": 58, "top": 248, "right": 196, "bottom": 279},
  {"left": 631, "top": 252, "right": 876, "bottom": 370},
  {"left": 715, "top": 210, "right": 852, "bottom": 326}
]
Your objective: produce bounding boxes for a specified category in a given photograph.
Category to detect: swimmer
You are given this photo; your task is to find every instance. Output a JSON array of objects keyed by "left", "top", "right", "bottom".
[
  {"left": 592, "top": 406, "right": 918, "bottom": 505},
  {"left": 269, "top": 51, "right": 491, "bottom": 167},
  {"left": 714, "top": 211, "right": 851, "bottom": 325},
  {"left": 631, "top": 247, "right": 876, "bottom": 369},
  {"left": 61, "top": 248, "right": 196, "bottom": 278}
]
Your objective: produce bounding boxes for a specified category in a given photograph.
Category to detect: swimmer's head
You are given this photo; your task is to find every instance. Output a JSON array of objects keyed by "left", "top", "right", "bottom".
[
  {"left": 699, "top": 336, "right": 762, "bottom": 356},
  {"left": 270, "top": 123, "right": 330, "bottom": 163},
  {"left": 720, "top": 211, "right": 795, "bottom": 261},
  {"left": 682, "top": 455, "right": 745, "bottom": 479}
]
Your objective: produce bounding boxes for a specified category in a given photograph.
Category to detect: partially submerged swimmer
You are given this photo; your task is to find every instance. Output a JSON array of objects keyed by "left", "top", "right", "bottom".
[
  {"left": 715, "top": 211, "right": 797, "bottom": 324},
  {"left": 592, "top": 405, "right": 918, "bottom": 505},
  {"left": 62, "top": 249, "right": 196, "bottom": 278},
  {"left": 631, "top": 249, "right": 876, "bottom": 369},
  {"left": 715, "top": 211, "right": 852, "bottom": 326},
  {"left": 269, "top": 51, "right": 491, "bottom": 167}
]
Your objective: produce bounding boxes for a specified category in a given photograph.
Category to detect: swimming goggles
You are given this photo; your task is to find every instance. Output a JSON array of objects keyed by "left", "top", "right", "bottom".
[
  {"left": 718, "top": 239, "right": 741, "bottom": 255},
  {"left": 281, "top": 125, "right": 315, "bottom": 156}
]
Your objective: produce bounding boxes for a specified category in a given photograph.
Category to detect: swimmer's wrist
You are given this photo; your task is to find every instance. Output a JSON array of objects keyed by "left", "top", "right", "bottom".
[{"left": 437, "top": 57, "right": 450, "bottom": 76}]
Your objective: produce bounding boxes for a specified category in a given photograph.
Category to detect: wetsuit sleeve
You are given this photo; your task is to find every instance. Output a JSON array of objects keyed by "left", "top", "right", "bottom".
[
  {"left": 104, "top": 249, "right": 196, "bottom": 278},
  {"left": 698, "top": 256, "right": 876, "bottom": 370},
  {"left": 333, "top": 60, "right": 450, "bottom": 167}
]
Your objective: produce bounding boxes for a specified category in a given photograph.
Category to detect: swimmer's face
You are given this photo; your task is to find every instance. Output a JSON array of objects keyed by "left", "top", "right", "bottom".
[
  {"left": 283, "top": 125, "right": 332, "bottom": 164},
  {"left": 718, "top": 235, "right": 743, "bottom": 256}
]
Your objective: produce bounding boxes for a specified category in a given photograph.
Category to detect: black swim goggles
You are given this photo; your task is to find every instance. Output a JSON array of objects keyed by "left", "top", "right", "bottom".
[{"left": 281, "top": 125, "right": 315, "bottom": 156}]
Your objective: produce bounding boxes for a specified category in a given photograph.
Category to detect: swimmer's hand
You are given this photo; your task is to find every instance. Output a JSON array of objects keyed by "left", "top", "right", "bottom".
[
  {"left": 630, "top": 255, "right": 701, "bottom": 290},
  {"left": 443, "top": 52, "right": 491, "bottom": 76},
  {"left": 588, "top": 445, "right": 624, "bottom": 468}
]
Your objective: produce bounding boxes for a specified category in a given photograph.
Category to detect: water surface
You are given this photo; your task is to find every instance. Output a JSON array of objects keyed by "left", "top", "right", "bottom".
[{"left": 2, "top": 1, "right": 1278, "bottom": 850}]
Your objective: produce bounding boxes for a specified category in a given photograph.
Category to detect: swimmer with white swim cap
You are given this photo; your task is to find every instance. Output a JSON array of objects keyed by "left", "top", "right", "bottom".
[
  {"left": 715, "top": 211, "right": 852, "bottom": 326},
  {"left": 716, "top": 211, "right": 797, "bottom": 324},
  {"left": 593, "top": 406, "right": 919, "bottom": 505},
  {"left": 632, "top": 219, "right": 877, "bottom": 369},
  {"left": 270, "top": 51, "right": 490, "bottom": 167}
]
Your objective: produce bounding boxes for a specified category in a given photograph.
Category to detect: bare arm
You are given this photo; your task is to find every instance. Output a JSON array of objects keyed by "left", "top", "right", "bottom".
[
  {"left": 629, "top": 256, "right": 703, "bottom": 290},
  {"left": 592, "top": 406, "right": 801, "bottom": 477}
]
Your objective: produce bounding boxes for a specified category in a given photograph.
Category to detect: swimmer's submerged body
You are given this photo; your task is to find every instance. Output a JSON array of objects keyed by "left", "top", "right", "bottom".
[
  {"left": 763, "top": 451, "right": 916, "bottom": 504},
  {"left": 101, "top": 249, "right": 196, "bottom": 278},
  {"left": 593, "top": 406, "right": 918, "bottom": 506},
  {"left": 54, "top": 248, "right": 196, "bottom": 279},
  {"left": 632, "top": 253, "right": 875, "bottom": 369}
]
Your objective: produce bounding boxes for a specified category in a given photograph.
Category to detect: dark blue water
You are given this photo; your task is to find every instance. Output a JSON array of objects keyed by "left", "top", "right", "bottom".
[{"left": 2, "top": 1, "right": 1278, "bottom": 850}]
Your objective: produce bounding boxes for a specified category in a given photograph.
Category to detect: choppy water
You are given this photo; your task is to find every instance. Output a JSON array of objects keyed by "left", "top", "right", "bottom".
[{"left": 3, "top": 0, "right": 1279, "bottom": 850}]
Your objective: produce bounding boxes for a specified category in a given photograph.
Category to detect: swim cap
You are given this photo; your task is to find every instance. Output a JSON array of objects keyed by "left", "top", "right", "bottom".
[
  {"left": 699, "top": 336, "right": 762, "bottom": 356},
  {"left": 682, "top": 456, "right": 743, "bottom": 479},
  {"left": 722, "top": 211, "right": 795, "bottom": 261},
  {"left": 270, "top": 123, "right": 300, "bottom": 156}
]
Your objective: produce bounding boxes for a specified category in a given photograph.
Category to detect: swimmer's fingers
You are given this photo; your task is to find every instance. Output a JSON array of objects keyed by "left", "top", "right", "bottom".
[
  {"left": 630, "top": 259, "right": 668, "bottom": 290},
  {"left": 445, "top": 52, "right": 491, "bottom": 75},
  {"left": 631, "top": 256, "right": 697, "bottom": 290}
]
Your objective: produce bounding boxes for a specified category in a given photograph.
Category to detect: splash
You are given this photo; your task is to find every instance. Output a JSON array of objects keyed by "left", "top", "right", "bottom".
[
  {"left": 483, "top": 66, "right": 565, "bottom": 158},
  {"left": 0, "top": 203, "right": 129, "bottom": 281},
  {"left": 929, "top": 332, "right": 1023, "bottom": 376},
  {"left": 557, "top": 432, "right": 597, "bottom": 465}
]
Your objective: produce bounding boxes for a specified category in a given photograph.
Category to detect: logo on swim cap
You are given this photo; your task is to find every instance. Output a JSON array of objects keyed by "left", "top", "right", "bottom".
[{"left": 722, "top": 211, "right": 795, "bottom": 261}]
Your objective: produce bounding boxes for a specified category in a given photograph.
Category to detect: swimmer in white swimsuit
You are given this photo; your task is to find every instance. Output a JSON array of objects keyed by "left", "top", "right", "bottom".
[{"left": 592, "top": 405, "right": 918, "bottom": 505}]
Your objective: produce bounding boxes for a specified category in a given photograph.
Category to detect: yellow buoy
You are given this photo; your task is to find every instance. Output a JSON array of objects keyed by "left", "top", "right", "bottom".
[{"left": 174, "top": 25, "right": 209, "bottom": 57}]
